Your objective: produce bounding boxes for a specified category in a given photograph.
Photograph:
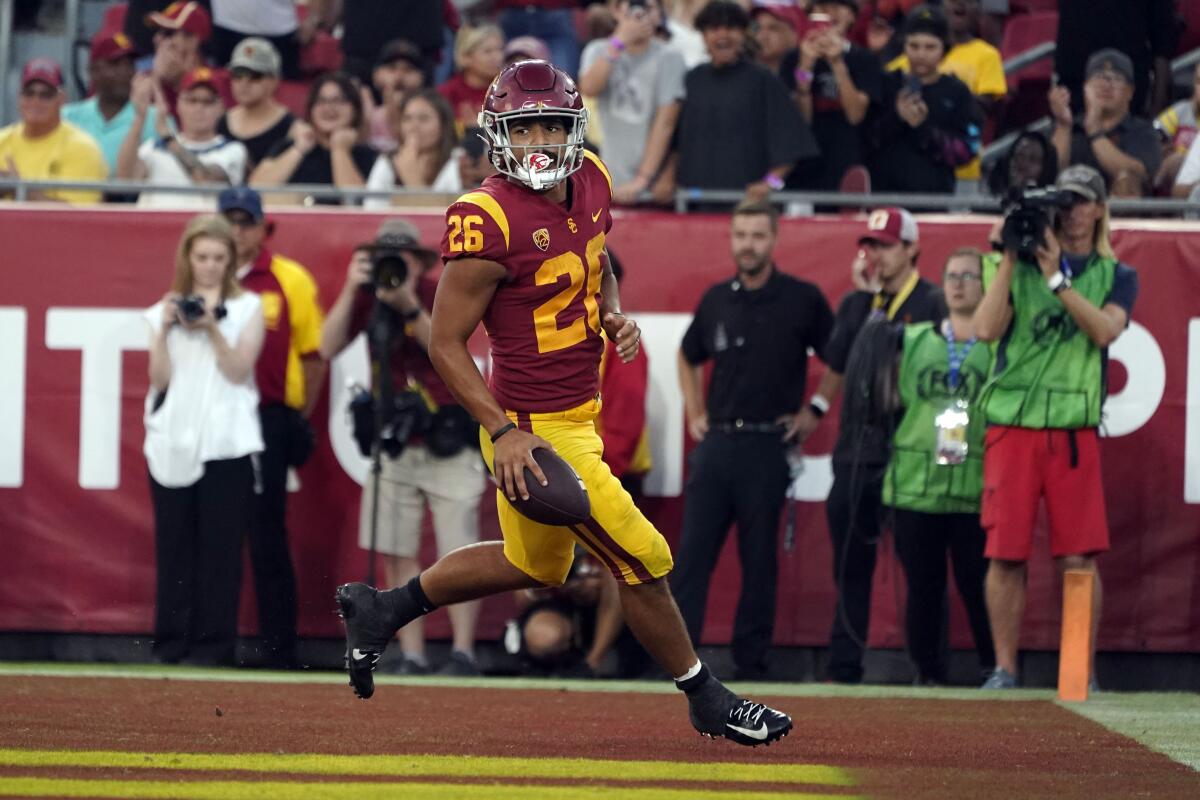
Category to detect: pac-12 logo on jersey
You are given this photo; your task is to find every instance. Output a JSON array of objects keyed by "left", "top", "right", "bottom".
[{"left": 533, "top": 228, "right": 550, "bottom": 251}]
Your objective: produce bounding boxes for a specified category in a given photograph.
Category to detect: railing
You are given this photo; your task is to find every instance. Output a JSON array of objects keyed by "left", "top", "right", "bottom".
[{"left": 5, "top": 177, "right": 1200, "bottom": 217}]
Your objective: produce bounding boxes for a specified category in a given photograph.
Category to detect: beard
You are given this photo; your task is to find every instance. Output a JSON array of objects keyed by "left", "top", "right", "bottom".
[{"left": 736, "top": 252, "right": 770, "bottom": 277}]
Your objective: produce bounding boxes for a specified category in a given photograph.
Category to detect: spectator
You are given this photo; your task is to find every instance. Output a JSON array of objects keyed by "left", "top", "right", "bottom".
[
  {"left": 207, "top": 0, "right": 306, "bottom": 80},
  {"left": 986, "top": 129, "right": 1058, "bottom": 197},
  {"left": 507, "top": 548, "right": 628, "bottom": 677},
  {"left": 816, "top": 207, "right": 945, "bottom": 683},
  {"left": 143, "top": 214, "right": 265, "bottom": 666},
  {"left": 218, "top": 187, "right": 324, "bottom": 670},
  {"left": 332, "top": 0, "right": 444, "bottom": 88},
  {"left": 673, "top": 200, "right": 835, "bottom": 681},
  {"left": 787, "top": 0, "right": 883, "bottom": 191},
  {"left": 1155, "top": 63, "right": 1200, "bottom": 193},
  {"left": 219, "top": 38, "right": 295, "bottom": 170},
  {"left": 869, "top": 5, "right": 981, "bottom": 194},
  {"left": 675, "top": 1, "right": 816, "bottom": 202},
  {"left": 504, "top": 35, "right": 551, "bottom": 66},
  {"left": 494, "top": 0, "right": 582, "bottom": 78},
  {"left": 321, "top": 220, "right": 485, "bottom": 676},
  {"left": 119, "top": 67, "right": 248, "bottom": 209},
  {"left": 886, "top": 0, "right": 1004, "bottom": 192},
  {"left": 125, "top": 0, "right": 180, "bottom": 56},
  {"left": 662, "top": 0, "right": 711, "bottom": 69},
  {"left": 974, "top": 164, "right": 1138, "bottom": 689},
  {"left": 250, "top": 73, "right": 376, "bottom": 205},
  {"left": 1054, "top": 0, "right": 1178, "bottom": 117},
  {"left": 578, "top": 0, "right": 687, "bottom": 204},
  {"left": 749, "top": 2, "right": 799, "bottom": 82},
  {"left": 1049, "top": 48, "right": 1162, "bottom": 198},
  {"left": 367, "top": 39, "right": 429, "bottom": 152},
  {"left": 63, "top": 32, "right": 157, "bottom": 174},
  {"left": 0, "top": 58, "right": 107, "bottom": 205},
  {"left": 144, "top": 1, "right": 221, "bottom": 120},
  {"left": 438, "top": 25, "right": 505, "bottom": 130},
  {"left": 883, "top": 247, "right": 995, "bottom": 686},
  {"left": 364, "top": 89, "right": 463, "bottom": 207}
]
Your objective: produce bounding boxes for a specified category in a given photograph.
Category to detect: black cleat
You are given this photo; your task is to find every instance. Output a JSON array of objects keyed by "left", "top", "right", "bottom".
[
  {"left": 686, "top": 677, "right": 793, "bottom": 746},
  {"left": 335, "top": 583, "right": 399, "bottom": 699}
]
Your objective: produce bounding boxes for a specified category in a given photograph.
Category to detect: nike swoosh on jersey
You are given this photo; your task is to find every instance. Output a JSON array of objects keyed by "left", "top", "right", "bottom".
[
  {"left": 592, "top": 208, "right": 603, "bottom": 222},
  {"left": 726, "top": 722, "right": 769, "bottom": 740}
]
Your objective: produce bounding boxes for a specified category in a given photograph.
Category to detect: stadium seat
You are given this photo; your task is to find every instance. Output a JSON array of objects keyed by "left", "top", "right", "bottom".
[
  {"left": 299, "top": 33, "right": 344, "bottom": 75},
  {"left": 1177, "top": 0, "right": 1200, "bottom": 57},
  {"left": 275, "top": 80, "right": 312, "bottom": 118},
  {"left": 1000, "top": 11, "right": 1058, "bottom": 84},
  {"left": 837, "top": 165, "right": 871, "bottom": 216},
  {"left": 1009, "top": 0, "right": 1057, "bottom": 14}
]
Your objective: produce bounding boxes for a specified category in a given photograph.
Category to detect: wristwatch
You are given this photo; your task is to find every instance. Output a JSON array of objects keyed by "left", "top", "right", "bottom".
[{"left": 1047, "top": 271, "right": 1072, "bottom": 294}]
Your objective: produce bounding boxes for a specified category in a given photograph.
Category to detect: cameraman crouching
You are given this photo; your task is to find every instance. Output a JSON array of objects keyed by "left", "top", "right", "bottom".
[
  {"left": 321, "top": 219, "right": 485, "bottom": 676},
  {"left": 974, "top": 165, "right": 1138, "bottom": 689}
]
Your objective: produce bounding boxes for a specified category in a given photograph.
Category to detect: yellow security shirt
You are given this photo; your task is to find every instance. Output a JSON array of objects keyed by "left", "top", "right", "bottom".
[
  {"left": 0, "top": 121, "right": 107, "bottom": 204},
  {"left": 887, "top": 39, "right": 1007, "bottom": 180}
]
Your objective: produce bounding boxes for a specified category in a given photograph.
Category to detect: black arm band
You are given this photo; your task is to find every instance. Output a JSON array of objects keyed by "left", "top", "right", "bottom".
[
  {"left": 808, "top": 402, "right": 826, "bottom": 419},
  {"left": 401, "top": 307, "right": 421, "bottom": 322},
  {"left": 490, "top": 422, "right": 517, "bottom": 442}
]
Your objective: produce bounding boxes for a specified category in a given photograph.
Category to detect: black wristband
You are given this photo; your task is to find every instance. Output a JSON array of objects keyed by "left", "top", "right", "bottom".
[
  {"left": 401, "top": 307, "right": 421, "bottom": 322},
  {"left": 490, "top": 422, "right": 517, "bottom": 442},
  {"left": 808, "top": 401, "right": 826, "bottom": 419}
]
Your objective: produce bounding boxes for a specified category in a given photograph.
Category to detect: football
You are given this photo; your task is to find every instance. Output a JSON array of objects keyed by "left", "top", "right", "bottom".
[{"left": 500, "top": 447, "right": 591, "bottom": 526}]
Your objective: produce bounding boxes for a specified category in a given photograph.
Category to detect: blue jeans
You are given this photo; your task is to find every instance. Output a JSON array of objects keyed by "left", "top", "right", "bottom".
[{"left": 499, "top": 7, "right": 580, "bottom": 77}]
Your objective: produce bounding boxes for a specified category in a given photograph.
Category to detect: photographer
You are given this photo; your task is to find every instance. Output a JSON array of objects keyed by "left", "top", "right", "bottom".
[
  {"left": 143, "top": 214, "right": 265, "bottom": 666},
  {"left": 320, "top": 219, "right": 485, "bottom": 676},
  {"left": 974, "top": 165, "right": 1139, "bottom": 689}
]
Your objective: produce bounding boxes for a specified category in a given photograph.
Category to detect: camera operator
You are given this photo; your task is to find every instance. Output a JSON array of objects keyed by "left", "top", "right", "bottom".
[
  {"left": 143, "top": 214, "right": 265, "bottom": 666},
  {"left": 974, "top": 164, "right": 1139, "bottom": 689},
  {"left": 320, "top": 219, "right": 485, "bottom": 676}
]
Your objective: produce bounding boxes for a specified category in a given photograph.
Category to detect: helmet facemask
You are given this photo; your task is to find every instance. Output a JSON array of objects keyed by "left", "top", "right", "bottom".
[{"left": 479, "top": 106, "right": 589, "bottom": 191}]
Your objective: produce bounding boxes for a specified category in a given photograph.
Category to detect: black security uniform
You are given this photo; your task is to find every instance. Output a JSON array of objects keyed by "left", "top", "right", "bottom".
[
  {"left": 672, "top": 268, "right": 834, "bottom": 679},
  {"left": 824, "top": 276, "right": 944, "bottom": 683}
]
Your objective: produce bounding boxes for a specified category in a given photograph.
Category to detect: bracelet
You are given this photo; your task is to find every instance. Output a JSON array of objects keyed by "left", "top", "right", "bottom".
[
  {"left": 401, "top": 307, "right": 421, "bottom": 322},
  {"left": 764, "top": 173, "right": 785, "bottom": 191},
  {"left": 794, "top": 68, "right": 814, "bottom": 86},
  {"left": 490, "top": 422, "right": 517, "bottom": 442},
  {"left": 809, "top": 394, "right": 830, "bottom": 418},
  {"left": 1047, "top": 271, "right": 1072, "bottom": 294}
]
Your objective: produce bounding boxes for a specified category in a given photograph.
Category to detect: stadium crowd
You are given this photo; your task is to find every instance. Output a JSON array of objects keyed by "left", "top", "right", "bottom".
[{"left": 0, "top": 0, "right": 1192, "bottom": 206}]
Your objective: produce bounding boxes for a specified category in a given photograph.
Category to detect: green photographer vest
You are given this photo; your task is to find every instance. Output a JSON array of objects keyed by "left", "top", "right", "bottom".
[
  {"left": 883, "top": 322, "right": 991, "bottom": 514},
  {"left": 983, "top": 254, "right": 1114, "bottom": 429}
]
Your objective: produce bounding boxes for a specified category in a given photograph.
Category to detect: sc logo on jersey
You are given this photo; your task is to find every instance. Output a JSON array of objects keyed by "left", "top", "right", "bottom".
[
  {"left": 1031, "top": 308, "right": 1078, "bottom": 344},
  {"left": 916, "top": 366, "right": 985, "bottom": 402}
]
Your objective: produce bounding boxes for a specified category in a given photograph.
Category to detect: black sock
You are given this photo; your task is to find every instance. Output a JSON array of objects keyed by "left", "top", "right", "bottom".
[
  {"left": 675, "top": 663, "right": 712, "bottom": 695},
  {"left": 382, "top": 576, "right": 438, "bottom": 628}
]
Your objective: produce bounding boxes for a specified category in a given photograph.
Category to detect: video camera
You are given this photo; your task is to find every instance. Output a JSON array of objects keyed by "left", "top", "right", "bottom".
[
  {"left": 174, "top": 294, "right": 227, "bottom": 323},
  {"left": 1000, "top": 186, "right": 1079, "bottom": 263}
]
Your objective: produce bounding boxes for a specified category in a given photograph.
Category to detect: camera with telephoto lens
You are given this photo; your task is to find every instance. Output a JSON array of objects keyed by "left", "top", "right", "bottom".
[
  {"left": 1000, "top": 186, "right": 1078, "bottom": 263},
  {"left": 174, "top": 294, "right": 227, "bottom": 323},
  {"left": 368, "top": 246, "right": 409, "bottom": 290}
]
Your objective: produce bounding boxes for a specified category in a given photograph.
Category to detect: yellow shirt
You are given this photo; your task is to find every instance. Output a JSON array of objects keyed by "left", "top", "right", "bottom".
[
  {"left": 888, "top": 39, "right": 1007, "bottom": 180},
  {"left": 0, "top": 121, "right": 107, "bottom": 204}
]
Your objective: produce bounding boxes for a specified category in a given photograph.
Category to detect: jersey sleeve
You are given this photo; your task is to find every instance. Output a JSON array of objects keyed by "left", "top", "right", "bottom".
[{"left": 441, "top": 190, "right": 512, "bottom": 271}]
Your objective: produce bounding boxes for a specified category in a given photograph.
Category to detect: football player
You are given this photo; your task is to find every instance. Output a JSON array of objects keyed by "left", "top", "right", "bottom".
[{"left": 336, "top": 60, "right": 792, "bottom": 747}]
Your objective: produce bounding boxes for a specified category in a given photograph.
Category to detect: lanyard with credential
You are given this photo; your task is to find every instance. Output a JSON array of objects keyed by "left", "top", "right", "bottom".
[
  {"left": 871, "top": 270, "right": 920, "bottom": 321},
  {"left": 942, "top": 319, "right": 976, "bottom": 391}
]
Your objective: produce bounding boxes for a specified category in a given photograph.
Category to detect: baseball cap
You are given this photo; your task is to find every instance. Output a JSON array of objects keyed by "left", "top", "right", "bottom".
[
  {"left": 904, "top": 4, "right": 949, "bottom": 49},
  {"left": 859, "top": 207, "right": 919, "bottom": 246},
  {"left": 20, "top": 57, "right": 63, "bottom": 89},
  {"left": 1056, "top": 164, "right": 1107, "bottom": 204},
  {"left": 376, "top": 39, "right": 425, "bottom": 70},
  {"left": 90, "top": 30, "right": 136, "bottom": 63},
  {"left": 218, "top": 187, "right": 265, "bottom": 222},
  {"left": 1086, "top": 48, "right": 1134, "bottom": 84},
  {"left": 369, "top": 219, "right": 438, "bottom": 264},
  {"left": 146, "top": 1, "right": 212, "bottom": 42},
  {"left": 228, "top": 37, "right": 281, "bottom": 77},
  {"left": 504, "top": 36, "right": 550, "bottom": 63},
  {"left": 179, "top": 66, "right": 222, "bottom": 94}
]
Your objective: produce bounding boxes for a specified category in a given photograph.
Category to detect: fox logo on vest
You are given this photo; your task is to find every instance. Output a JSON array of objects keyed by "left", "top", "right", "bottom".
[
  {"left": 1031, "top": 308, "right": 1078, "bottom": 345},
  {"left": 532, "top": 228, "right": 550, "bottom": 251},
  {"left": 916, "top": 366, "right": 985, "bottom": 402}
]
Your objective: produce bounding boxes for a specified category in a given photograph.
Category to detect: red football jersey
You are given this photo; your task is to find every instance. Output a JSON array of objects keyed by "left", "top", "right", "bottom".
[{"left": 441, "top": 152, "right": 615, "bottom": 413}]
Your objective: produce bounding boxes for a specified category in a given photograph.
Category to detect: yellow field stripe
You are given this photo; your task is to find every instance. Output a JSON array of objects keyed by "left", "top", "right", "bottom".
[
  {"left": 0, "top": 778, "right": 856, "bottom": 800},
  {"left": 0, "top": 750, "right": 851, "bottom": 786}
]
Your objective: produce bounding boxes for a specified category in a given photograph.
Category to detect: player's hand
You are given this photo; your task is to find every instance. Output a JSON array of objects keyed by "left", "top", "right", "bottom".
[
  {"left": 687, "top": 410, "right": 709, "bottom": 443},
  {"left": 493, "top": 428, "right": 553, "bottom": 502},
  {"left": 780, "top": 408, "right": 820, "bottom": 445},
  {"left": 604, "top": 312, "right": 640, "bottom": 362}
]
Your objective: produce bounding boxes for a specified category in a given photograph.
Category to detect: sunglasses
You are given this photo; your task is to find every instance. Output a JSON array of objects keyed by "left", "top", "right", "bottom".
[
  {"left": 21, "top": 85, "right": 58, "bottom": 100},
  {"left": 231, "top": 68, "right": 268, "bottom": 82}
]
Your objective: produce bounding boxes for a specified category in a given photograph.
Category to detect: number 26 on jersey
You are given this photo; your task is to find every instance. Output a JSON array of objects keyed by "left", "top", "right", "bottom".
[{"left": 448, "top": 214, "right": 484, "bottom": 253}]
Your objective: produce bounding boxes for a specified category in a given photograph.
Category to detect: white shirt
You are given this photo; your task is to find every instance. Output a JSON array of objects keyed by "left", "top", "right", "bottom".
[
  {"left": 136, "top": 134, "right": 248, "bottom": 209},
  {"left": 666, "top": 19, "right": 709, "bottom": 70},
  {"left": 143, "top": 292, "right": 264, "bottom": 488},
  {"left": 211, "top": 0, "right": 298, "bottom": 37},
  {"left": 363, "top": 148, "right": 464, "bottom": 209}
]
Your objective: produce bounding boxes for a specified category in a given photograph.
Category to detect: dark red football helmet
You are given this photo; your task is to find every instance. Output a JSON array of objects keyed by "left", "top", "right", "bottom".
[{"left": 479, "top": 59, "right": 589, "bottom": 190}]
